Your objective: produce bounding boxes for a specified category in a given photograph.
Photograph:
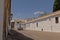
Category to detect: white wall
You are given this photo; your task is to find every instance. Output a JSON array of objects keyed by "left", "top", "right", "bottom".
[
  {"left": 25, "top": 18, "right": 51, "bottom": 32},
  {"left": 51, "top": 15, "right": 60, "bottom": 32},
  {"left": 14, "top": 21, "right": 18, "bottom": 30},
  {"left": 0, "top": 0, "right": 4, "bottom": 40},
  {"left": 38, "top": 21, "right": 43, "bottom": 31},
  {"left": 24, "top": 14, "right": 60, "bottom": 32},
  {"left": 25, "top": 23, "right": 30, "bottom": 30},
  {"left": 41, "top": 19, "right": 51, "bottom": 32},
  {"left": 30, "top": 23, "right": 35, "bottom": 30}
]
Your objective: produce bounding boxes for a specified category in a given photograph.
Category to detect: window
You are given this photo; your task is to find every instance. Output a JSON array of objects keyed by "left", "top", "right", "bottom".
[
  {"left": 36, "top": 23, "right": 38, "bottom": 27},
  {"left": 55, "top": 17, "right": 59, "bottom": 23}
]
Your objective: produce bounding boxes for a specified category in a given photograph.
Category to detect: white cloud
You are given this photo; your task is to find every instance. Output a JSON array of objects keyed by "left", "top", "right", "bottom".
[{"left": 34, "top": 11, "right": 44, "bottom": 15}]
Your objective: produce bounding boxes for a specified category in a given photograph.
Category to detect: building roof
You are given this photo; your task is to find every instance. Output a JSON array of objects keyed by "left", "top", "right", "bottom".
[{"left": 15, "top": 19, "right": 27, "bottom": 23}]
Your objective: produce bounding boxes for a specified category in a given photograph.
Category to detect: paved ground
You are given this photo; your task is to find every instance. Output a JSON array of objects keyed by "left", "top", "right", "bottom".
[
  {"left": 7, "top": 30, "right": 60, "bottom": 40},
  {"left": 7, "top": 30, "right": 33, "bottom": 40},
  {"left": 15, "top": 30, "right": 60, "bottom": 40}
]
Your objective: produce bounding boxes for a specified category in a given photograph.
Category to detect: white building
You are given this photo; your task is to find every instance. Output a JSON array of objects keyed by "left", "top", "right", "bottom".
[
  {"left": 13, "top": 10, "right": 60, "bottom": 32},
  {"left": 11, "top": 19, "right": 26, "bottom": 30}
]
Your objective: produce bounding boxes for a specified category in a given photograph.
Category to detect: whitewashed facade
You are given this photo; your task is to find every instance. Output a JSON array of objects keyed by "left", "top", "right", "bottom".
[{"left": 13, "top": 11, "right": 60, "bottom": 32}]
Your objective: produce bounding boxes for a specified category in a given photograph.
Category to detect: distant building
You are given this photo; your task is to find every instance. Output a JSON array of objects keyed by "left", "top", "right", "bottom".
[
  {"left": 11, "top": 10, "right": 60, "bottom": 32},
  {"left": 11, "top": 19, "right": 26, "bottom": 30}
]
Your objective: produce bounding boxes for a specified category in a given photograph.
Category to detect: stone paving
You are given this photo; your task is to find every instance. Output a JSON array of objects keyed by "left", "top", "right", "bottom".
[
  {"left": 7, "top": 30, "right": 60, "bottom": 40},
  {"left": 15, "top": 30, "right": 60, "bottom": 40},
  {"left": 7, "top": 30, "right": 33, "bottom": 40}
]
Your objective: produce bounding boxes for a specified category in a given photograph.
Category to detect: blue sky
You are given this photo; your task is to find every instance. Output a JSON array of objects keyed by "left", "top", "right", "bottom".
[{"left": 11, "top": 0, "right": 54, "bottom": 19}]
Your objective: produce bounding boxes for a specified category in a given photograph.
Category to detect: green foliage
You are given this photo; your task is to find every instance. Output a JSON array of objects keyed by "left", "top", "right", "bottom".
[{"left": 53, "top": 0, "right": 60, "bottom": 12}]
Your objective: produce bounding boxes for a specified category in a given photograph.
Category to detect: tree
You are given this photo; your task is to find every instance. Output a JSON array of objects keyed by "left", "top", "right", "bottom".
[{"left": 53, "top": 0, "right": 60, "bottom": 12}]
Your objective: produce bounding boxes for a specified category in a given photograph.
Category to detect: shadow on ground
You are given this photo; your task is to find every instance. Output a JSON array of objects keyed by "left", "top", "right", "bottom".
[{"left": 7, "top": 30, "right": 33, "bottom": 40}]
